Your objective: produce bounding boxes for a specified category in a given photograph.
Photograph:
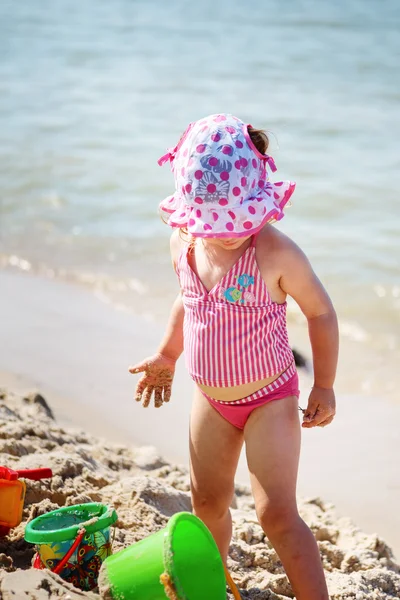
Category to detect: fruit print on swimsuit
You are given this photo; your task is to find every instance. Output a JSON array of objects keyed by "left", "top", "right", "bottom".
[
  {"left": 237, "top": 273, "right": 254, "bottom": 288},
  {"left": 224, "top": 287, "right": 243, "bottom": 303},
  {"left": 243, "top": 290, "right": 256, "bottom": 303},
  {"left": 223, "top": 273, "right": 255, "bottom": 304}
]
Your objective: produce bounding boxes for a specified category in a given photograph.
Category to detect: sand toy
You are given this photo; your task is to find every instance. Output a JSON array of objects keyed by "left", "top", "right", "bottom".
[
  {"left": 99, "top": 511, "right": 242, "bottom": 600},
  {"left": 0, "top": 466, "right": 52, "bottom": 536},
  {"left": 25, "top": 502, "right": 118, "bottom": 591}
]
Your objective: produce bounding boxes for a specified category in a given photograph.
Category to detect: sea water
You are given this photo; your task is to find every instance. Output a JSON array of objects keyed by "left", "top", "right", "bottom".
[{"left": 0, "top": 0, "right": 399, "bottom": 400}]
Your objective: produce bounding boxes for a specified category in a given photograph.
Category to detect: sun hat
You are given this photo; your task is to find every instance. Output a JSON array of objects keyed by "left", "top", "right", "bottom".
[{"left": 158, "top": 113, "right": 295, "bottom": 238}]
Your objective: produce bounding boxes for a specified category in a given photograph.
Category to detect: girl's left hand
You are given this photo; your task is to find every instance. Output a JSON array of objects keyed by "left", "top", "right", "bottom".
[{"left": 301, "top": 387, "right": 336, "bottom": 428}]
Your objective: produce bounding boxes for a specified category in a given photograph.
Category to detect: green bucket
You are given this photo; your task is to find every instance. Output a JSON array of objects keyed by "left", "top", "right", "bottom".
[
  {"left": 99, "top": 512, "right": 226, "bottom": 599},
  {"left": 25, "top": 503, "right": 118, "bottom": 591}
]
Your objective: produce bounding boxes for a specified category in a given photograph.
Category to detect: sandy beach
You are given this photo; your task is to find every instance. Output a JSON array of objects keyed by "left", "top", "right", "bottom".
[
  {"left": 2, "top": 2, "right": 399, "bottom": 597},
  {"left": 1, "top": 378, "right": 400, "bottom": 599},
  {"left": 0, "top": 271, "right": 400, "bottom": 599},
  {"left": 1, "top": 271, "right": 400, "bottom": 553}
]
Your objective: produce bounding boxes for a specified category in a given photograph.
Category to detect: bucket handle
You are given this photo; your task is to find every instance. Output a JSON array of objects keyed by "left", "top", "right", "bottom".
[
  {"left": 53, "top": 528, "right": 86, "bottom": 575},
  {"left": 224, "top": 565, "right": 242, "bottom": 600}
]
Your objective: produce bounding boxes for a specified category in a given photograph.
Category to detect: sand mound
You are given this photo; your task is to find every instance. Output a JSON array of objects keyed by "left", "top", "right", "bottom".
[{"left": 0, "top": 388, "right": 399, "bottom": 599}]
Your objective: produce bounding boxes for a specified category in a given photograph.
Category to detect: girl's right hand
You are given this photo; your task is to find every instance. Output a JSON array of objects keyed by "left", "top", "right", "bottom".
[{"left": 128, "top": 353, "right": 176, "bottom": 408}]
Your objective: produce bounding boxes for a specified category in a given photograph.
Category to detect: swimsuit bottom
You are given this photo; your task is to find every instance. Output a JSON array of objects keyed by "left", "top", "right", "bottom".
[{"left": 200, "top": 362, "right": 299, "bottom": 430}]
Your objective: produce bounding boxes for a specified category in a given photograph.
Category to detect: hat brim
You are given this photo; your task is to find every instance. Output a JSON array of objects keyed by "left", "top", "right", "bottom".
[{"left": 159, "top": 181, "right": 295, "bottom": 238}]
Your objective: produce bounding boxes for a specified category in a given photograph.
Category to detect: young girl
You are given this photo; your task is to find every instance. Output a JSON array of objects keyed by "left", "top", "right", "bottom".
[{"left": 129, "top": 113, "right": 338, "bottom": 600}]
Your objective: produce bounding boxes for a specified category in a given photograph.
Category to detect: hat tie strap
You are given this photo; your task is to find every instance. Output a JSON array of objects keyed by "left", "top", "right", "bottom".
[
  {"left": 264, "top": 154, "right": 277, "bottom": 173},
  {"left": 158, "top": 147, "right": 176, "bottom": 166}
]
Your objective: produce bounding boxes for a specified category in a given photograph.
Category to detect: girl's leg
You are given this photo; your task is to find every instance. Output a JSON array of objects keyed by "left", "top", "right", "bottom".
[
  {"left": 189, "top": 387, "right": 244, "bottom": 562},
  {"left": 244, "top": 396, "right": 329, "bottom": 600}
]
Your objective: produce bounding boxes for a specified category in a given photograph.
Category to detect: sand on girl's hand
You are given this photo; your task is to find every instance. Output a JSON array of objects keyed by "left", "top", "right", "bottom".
[{"left": 0, "top": 387, "right": 399, "bottom": 600}]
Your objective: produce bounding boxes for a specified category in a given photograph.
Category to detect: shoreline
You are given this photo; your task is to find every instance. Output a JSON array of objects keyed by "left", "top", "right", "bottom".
[{"left": 1, "top": 270, "right": 399, "bottom": 559}]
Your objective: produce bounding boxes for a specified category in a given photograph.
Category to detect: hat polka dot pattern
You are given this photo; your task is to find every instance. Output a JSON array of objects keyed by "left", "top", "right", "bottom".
[{"left": 159, "top": 113, "right": 295, "bottom": 238}]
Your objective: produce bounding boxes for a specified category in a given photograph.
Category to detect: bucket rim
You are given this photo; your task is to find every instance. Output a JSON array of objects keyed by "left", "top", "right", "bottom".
[
  {"left": 24, "top": 502, "right": 117, "bottom": 544},
  {"left": 163, "top": 512, "right": 224, "bottom": 588}
]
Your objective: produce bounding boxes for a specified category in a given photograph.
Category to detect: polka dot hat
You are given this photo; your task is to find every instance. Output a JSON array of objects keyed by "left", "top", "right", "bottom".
[{"left": 158, "top": 113, "right": 296, "bottom": 238}]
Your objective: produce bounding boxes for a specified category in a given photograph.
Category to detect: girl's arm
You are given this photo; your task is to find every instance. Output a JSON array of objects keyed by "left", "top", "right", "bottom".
[
  {"left": 128, "top": 232, "right": 185, "bottom": 407},
  {"left": 274, "top": 234, "right": 338, "bottom": 428},
  {"left": 129, "top": 294, "right": 184, "bottom": 407}
]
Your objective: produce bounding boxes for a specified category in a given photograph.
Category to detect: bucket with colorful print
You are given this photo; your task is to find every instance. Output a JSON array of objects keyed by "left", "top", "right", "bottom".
[{"left": 25, "top": 503, "right": 117, "bottom": 591}]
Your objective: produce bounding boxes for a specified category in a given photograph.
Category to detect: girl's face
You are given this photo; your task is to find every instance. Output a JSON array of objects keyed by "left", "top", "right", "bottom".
[{"left": 202, "top": 236, "right": 251, "bottom": 250}]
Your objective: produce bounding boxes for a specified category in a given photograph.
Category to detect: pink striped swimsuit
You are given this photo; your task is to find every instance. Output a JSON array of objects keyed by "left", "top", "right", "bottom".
[
  {"left": 176, "top": 235, "right": 299, "bottom": 428},
  {"left": 177, "top": 235, "right": 294, "bottom": 384}
]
